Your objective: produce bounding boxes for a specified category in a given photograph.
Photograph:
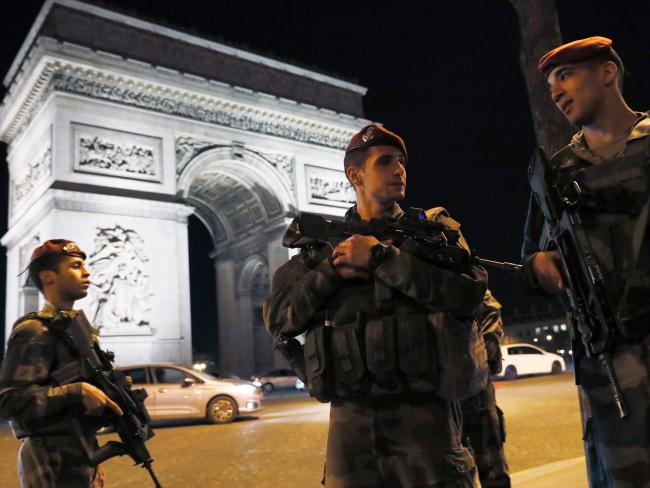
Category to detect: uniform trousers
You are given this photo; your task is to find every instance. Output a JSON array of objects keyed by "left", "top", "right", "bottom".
[
  {"left": 18, "top": 435, "right": 98, "bottom": 488},
  {"left": 460, "top": 380, "right": 510, "bottom": 488},
  {"left": 324, "top": 393, "right": 479, "bottom": 488},
  {"left": 580, "top": 333, "right": 650, "bottom": 488}
]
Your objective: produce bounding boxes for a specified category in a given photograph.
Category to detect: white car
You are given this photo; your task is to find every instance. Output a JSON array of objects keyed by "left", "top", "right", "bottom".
[
  {"left": 496, "top": 343, "right": 565, "bottom": 380},
  {"left": 251, "top": 368, "right": 303, "bottom": 392},
  {"left": 118, "top": 363, "right": 263, "bottom": 424}
]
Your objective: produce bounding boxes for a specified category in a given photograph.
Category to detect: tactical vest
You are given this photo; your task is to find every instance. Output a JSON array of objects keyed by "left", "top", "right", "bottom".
[
  {"left": 301, "top": 210, "right": 488, "bottom": 403},
  {"left": 6, "top": 313, "right": 96, "bottom": 439},
  {"left": 550, "top": 133, "right": 650, "bottom": 339}
]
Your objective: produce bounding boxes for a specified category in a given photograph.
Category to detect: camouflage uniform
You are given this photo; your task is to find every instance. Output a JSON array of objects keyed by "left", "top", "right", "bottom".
[
  {"left": 522, "top": 113, "right": 650, "bottom": 487},
  {"left": 0, "top": 303, "right": 101, "bottom": 488},
  {"left": 265, "top": 203, "right": 488, "bottom": 488},
  {"left": 460, "top": 291, "right": 510, "bottom": 488}
]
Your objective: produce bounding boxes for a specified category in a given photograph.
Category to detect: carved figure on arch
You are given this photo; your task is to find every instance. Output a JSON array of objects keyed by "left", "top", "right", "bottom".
[{"left": 86, "top": 225, "right": 154, "bottom": 335}]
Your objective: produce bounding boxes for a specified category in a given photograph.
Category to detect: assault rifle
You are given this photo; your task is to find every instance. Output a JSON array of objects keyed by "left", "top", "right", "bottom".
[
  {"left": 282, "top": 208, "right": 522, "bottom": 272},
  {"left": 529, "top": 147, "right": 627, "bottom": 418},
  {"left": 50, "top": 311, "right": 163, "bottom": 487},
  {"left": 277, "top": 207, "right": 522, "bottom": 387}
]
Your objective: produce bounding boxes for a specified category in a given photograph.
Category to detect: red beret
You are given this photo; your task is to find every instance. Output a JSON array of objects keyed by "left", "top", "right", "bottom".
[
  {"left": 30, "top": 239, "right": 86, "bottom": 263},
  {"left": 346, "top": 124, "right": 407, "bottom": 160},
  {"left": 538, "top": 36, "right": 614, "bottom": 74}
]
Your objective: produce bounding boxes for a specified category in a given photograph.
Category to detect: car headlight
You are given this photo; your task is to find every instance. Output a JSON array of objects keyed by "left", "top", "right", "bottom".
[
  {"left": 237, "top": 384, "right": 258, "bottom": 393},
  {"left": 252, "top": 380, "right": 262, "bottom": 387}
]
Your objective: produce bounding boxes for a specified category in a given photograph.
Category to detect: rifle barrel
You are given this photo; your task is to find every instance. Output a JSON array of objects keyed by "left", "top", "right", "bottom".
[
  {"left": 144, "top": 462, "right": 163, "bottom": 488},
  {"left": 477, "top": 258, "right": 523, "bottom": 272}
]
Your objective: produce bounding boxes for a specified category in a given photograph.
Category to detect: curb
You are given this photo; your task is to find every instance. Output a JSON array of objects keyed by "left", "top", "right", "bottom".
[{"left": 511, "top": 456, "right": 586, "bottom": 487}]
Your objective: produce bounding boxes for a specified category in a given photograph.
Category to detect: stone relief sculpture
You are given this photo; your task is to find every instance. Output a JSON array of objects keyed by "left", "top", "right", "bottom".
[
  {"left": 12, "top": 147, "right": 52, "bottom": 210},
  {"left": 306, "top": 166, "right": 355, "bottom": 206},
  {"left": 79, "top": 136, "right": 156, "bottom": 176},
  {"left": 73, "top": 124, "right": 162, "bottom": 182},
  {"left": 86, "top": 225, "right": 154, "bottom": 336}
]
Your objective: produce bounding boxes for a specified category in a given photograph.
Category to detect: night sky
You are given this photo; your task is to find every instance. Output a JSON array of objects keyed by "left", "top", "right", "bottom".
[{"left": 0, "top": 1, "right": 649, "bottom": 357}]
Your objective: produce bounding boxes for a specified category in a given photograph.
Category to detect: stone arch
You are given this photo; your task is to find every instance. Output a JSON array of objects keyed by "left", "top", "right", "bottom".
[
  {"left": 237, "top": 254, "right": 269, "bottom": 297},
  {"left": 177, "top": 145, "right": 293, "bottom": 376},
  {"left": 177, "top": 146, "right": 295, "bottom": 250}
]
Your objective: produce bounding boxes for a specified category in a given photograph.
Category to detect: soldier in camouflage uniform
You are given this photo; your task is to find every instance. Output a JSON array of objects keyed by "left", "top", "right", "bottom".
[
  {"left": 265, "top": 124, "right": 489, "bottom": 487},
  {"left": 0, "top": 240, "right": 123, "bottom": 488},
  {"left": 521, "top": 37, "right": 650, "bottom": 487},
  {"left": 460, "top": 290, "right": 510, "bottom": 488}
]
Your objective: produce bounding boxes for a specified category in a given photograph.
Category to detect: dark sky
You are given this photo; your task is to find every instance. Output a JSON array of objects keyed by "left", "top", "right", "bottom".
[{"left": 1, "top": 1, "right": 649, "bottom": 355}]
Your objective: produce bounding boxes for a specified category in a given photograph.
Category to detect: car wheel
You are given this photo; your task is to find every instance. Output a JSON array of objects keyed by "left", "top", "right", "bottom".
[
  {"left": 551, "top": 361, "right": 562, "bottom": 374},
  {"left": 262, "top": 382, "right": 274, "bottom": 393},
  {"left": 206, "top": 396, "right": 238, "bottom": 424},
  {"left": 504, "top": 365, "right": 517, "bottom": 380}
]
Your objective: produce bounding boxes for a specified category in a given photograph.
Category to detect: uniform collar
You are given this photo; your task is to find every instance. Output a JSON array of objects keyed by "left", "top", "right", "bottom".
[
  {"left": 570, "top": 111, "right": 650, "bottom": 154},
  {"left": 344, "top": 202, "right": 404, "bottom": 223},
  {"left": 42, "top": 302, "right": 78, "bottom": 319}
]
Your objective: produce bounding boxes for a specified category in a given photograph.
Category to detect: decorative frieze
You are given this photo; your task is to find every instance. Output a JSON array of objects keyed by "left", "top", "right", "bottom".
[
  {"left": 12, "top": 146, "right": 52, "bottom": 211},
  {"left": 305, "top": 165, "right": 355, "bottom": 207},
  {"left": 86, "top": 225, "right": 154, "bottom": 336},
  {"left": 73, "top": 124, "right": 162, "bottom": 182},
  {"left": 23, "top": 67, "right": 353, "bottom": 150}
]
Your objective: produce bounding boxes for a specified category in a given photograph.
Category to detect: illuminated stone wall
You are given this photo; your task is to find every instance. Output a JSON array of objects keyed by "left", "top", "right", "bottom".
[{"left": 1, "top": 0, "right": 368, "bottom": 376}]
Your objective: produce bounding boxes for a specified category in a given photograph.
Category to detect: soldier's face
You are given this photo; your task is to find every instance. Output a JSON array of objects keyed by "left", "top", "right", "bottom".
[
  {"left": 547, "top": 62, "right": 607, "bottom": 127},
  {"left": 44, "top": 256, "right": 91, "bottom": 301},
  {"left": 353, "top": 145, "right": 407, "bottom": 204}
]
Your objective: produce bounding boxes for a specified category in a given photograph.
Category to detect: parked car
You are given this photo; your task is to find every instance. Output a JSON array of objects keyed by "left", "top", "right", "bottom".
[
  {"left": 251, "top": 368, "right": 303, "bottom": 392},
  {"left": 118, "top": 363, "right": 263, "bottom": 424},
  {"left": 495, "top": 343, "right": 565, "bottom": 380}
]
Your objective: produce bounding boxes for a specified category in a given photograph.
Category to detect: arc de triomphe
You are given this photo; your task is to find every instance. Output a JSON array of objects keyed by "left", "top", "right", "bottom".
[{"left": 1, "top": 0, "right": 368, "bottom": 376}]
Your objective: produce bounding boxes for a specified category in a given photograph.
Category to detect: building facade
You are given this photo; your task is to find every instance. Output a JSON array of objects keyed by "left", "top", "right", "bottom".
[{"left": 1, "top": 0, "right": 369, "bottom": 376}]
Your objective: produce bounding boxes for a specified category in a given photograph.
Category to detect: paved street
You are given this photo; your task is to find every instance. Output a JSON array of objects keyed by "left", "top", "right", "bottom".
[{"left": 0, "top": 372, "right": 586, "bottom": 487}]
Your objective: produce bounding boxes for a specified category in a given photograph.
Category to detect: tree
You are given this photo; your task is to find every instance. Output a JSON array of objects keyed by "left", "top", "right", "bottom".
[{"left": 510, "top": 0, "right": 574, "bottom": 155}]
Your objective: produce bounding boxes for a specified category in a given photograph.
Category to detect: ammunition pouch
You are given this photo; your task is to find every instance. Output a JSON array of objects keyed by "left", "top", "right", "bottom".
[
  {"left": 304, "top": 310, "right": 489, "bottom": 402},
  {"left": 432, "top": 313, "right": 488, "bottom": 401},
  {"left": 331, "top": 321, "right": 365, "bottom": 398},
  {"left": 395, "top": 315, "right": 438, "bottom": 392},
  {"left": 304, "top": 324, "right": 334, "bottom": 402}
]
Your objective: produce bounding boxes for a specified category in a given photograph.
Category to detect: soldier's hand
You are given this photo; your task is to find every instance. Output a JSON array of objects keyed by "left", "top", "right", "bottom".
[
  {"left": 333, "top": 264, "right": 370, "bottom": 280},
  {"left": 532, "top": 250, "right": 565, "bottom": 295},
  {"left": 332, "top": 234, "right": 380, "bottom": 269},
  {"left": 80, "top": 382, "right": 124, "bottom": 417}
]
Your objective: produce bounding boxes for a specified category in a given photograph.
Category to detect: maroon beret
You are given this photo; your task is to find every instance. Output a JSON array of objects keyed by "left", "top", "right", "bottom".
[
  {"left": 346, "top": 124, "right": 407, "bottom": 160},
  {"left": 30, "top": 239, "right": 86, "bottom": 263},
  {"left": 538, "top": 36, "right": 614, "bottom": 75}
]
